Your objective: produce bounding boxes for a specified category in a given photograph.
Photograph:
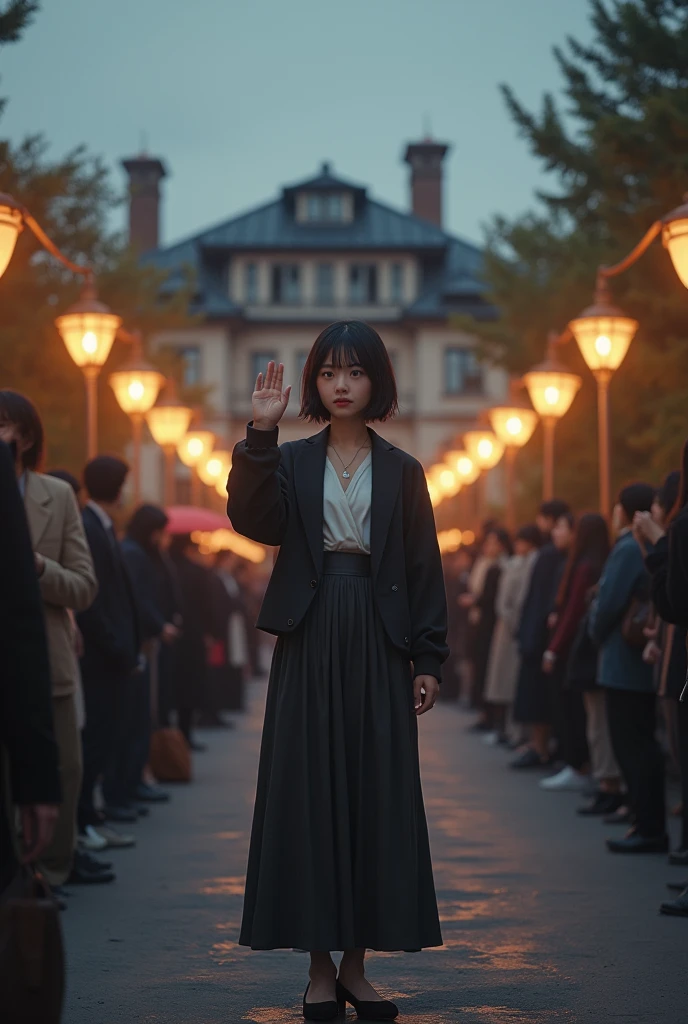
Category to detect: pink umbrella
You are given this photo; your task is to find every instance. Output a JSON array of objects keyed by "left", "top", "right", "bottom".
[{"left": 165, "top": 506, "right": 231, "bottom": 535}]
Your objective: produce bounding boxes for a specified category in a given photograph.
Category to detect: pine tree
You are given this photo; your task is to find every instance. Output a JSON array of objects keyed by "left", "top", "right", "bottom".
[{"left": 470, "top": 0, "right": 688, "bottom": 512}]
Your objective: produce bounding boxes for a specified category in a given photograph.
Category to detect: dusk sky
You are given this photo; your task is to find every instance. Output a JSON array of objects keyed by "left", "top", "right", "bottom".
[{"left": 1, "top": 0, "right": 592, "bottom": 249}]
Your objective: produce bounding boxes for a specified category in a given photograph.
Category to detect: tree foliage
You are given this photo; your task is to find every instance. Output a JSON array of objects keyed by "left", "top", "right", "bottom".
[
  {"left": 470, "top": 0, "right": 688, "bottom": 513},
  {"left": 0, "top": 8, "right": 196, "bottom": 474}
]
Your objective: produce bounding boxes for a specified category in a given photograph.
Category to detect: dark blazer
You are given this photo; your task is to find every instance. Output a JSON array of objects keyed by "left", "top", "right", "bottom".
[
  {"left": 0, "top": 442, "right": 61, "bottom": 891},
  {"left": 518, "top": 542, "right": 566, "bottom": 659},
  {"left": 121, "top": 538, "right": 166, "bottom": 642},
  {"left": 170, "top": 552, "right": 214, "bottom": 707},
  {"left": 227, "top": 423, "right": 448, "bottom": 681},
  {"left": 77, "top": 505, "right": 140, "bottom": 679}
]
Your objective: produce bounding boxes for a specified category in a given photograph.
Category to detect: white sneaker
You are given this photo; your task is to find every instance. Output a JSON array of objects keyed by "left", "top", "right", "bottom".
[
  {"left": 78, "top": 825, "right": 108, "bottom": 852},
  {"left": 95, "top": 825, "right": 136, "bottom": 849},
  {"left": 539, "top": 765, "right": 589, "bottom": 791}
]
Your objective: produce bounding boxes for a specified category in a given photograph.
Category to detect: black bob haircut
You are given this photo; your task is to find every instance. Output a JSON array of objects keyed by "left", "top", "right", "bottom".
[
  {"left": 84, "top": 455, "right": 129, "bottom": 503},
  {"left": 0, "top": 389, "right": 45, "bottom": 470},
  {"left": 539, "top": 499, "right": 571, "bottom": 521},
  {"left": 300, "top": 320, "right": 398, "bottom": 424}
]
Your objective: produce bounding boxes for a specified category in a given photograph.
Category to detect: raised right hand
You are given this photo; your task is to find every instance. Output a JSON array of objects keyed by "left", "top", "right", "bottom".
[{"left": 252, "top": 361, "right": 291, "bottom": 430}]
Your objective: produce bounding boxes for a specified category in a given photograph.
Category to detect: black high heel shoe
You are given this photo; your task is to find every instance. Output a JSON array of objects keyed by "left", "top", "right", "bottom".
[
  {"left": 335, "top": 979, "right": 398, "bottom": 1020},
  {"left": 302, "top": 981, "right": 340, "bottom": 1021}
]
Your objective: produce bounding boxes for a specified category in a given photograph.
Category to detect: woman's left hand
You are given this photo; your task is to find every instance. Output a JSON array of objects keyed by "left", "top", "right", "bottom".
[{"left": 414, "top": 674, "right": 439, "bottom": 715}]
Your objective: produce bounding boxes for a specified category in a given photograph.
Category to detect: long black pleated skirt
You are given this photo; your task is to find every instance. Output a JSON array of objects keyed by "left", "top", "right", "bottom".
[{"left": 239, "top": 551, "right": 442, "bottom": 952}]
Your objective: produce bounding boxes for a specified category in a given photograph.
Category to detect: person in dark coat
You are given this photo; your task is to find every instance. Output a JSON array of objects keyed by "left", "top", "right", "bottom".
[
  {"left": 0, "top": 440, "right": 61, "bottom": 892},
  {"left": 227, "top": 322, "right": 447, "bottom": 1020},
  {"left": 590, "top": 482, "right": 665, "bottom": 855},
  {"left": 511, "top": 501, "right": 572, "bottom": 768},
  {"left": 635, "top": 441, "right": 688, "bottom": 914},
  {"left": 120, "top": 504, "right": 177, "bottom": 803},
  {"left": 168, "top": 533, "right": 215, "bottom": 751},
  {"left": 77, "top": 456, "right": 141, "bottom": 846}
]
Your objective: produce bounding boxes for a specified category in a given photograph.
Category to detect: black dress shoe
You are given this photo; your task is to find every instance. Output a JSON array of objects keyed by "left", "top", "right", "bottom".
[
  {"left": 67, "top": 862, "right": 116, "bottom": 885},
  {"left": 659, "top": 889, "right": 688, "bottom": 917},
  {"left": 577, "top": 792, "right": 623, "bottom": 816},
  {"left": 603, "top": 807, "right": 633, "bottom": 826},
  {"left": 606, "top": 832, "right": 669, "bottom": 854},
  {"left": 76, "top": 849, "right": 113, "bottom": 872},
  {"left": 667, "top": 880, "right": 688, "bottom": 892},
  {"left": 510, "top": 748, "right": 551, "bottom": 769},
  {"left": 668, "top": 848, "right": 688, "bottom": 866},
  {"left": 302, "top": 982, "right": 339, "bottom": 1021},
  {"left": 134, "top": 804, "right": 151, "bottom": 817},
  {"left": 103, "top": 804, "right": 139, "bottom": 823},
  {"left": 134, "top": 782, "right": 170, "bottom": 803},
  {"left": 336, "top": 979, "right": 398, "bottom": 1020}
]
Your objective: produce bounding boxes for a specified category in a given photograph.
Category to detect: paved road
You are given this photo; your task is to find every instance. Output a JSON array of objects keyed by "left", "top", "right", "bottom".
[{"left": 63, "top": 680, "right": 684, "bottom": 1024}]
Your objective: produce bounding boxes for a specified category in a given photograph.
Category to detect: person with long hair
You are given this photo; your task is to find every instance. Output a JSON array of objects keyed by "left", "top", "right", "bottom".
[
  {"left": 635, "top": 441, "right": 688, "bottom": 915},
  {"left": 227, "top": 321, "right": 447, "bottom": 1021},
  {"left": 541, "top": 514, "right": 612, "bottom": 794}
]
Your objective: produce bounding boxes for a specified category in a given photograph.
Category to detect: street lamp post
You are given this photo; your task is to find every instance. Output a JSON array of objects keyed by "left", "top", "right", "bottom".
[
  {"left": 463, "top": 429, "right": 505, "bottom": 525},
  {"left": 197, "top": 450, "right": 232, "bottom": 492},
  {"left": 146, "top": 381, "right": 193, "bottom": 505},
  {"left": 108, "top": 333, "right": 165, "bottom": 504},
  {"left": 488, "top": 390, "right": 539, "bottom": 531},
  {"left": 177, "top": 428, "right": 216, "bottom": 506},
  {"left": 522, "top": 341, "right": 582, "bottom": 501}
]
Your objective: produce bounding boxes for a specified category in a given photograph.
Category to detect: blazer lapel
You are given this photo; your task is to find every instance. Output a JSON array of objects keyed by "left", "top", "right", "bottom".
[
  {"left": 370, "top": 429, "right": 402, "bottom": 579},
  {"left": 24, "top": 471, "right": 52, "bottom": 550},
  {"left": 294, "top": 427, "right": 329, "bottom": 574}
]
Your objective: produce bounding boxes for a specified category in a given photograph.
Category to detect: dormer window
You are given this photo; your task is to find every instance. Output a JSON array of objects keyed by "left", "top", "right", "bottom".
[{"left": 297, "top": 191, "right": 353, "bottom": 224}]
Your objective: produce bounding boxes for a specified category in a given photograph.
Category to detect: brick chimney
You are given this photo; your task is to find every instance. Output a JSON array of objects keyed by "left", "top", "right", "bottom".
[
  {"left": 121, "top": 154, "right": 167, "bottom": 252},
  {"left": 403, "top": 137, "right": 450, "bottom": 227}
]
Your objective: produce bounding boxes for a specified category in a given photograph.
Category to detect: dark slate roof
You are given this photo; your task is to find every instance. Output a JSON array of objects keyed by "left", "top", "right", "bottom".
[{"left": 143, "top": 164, "right": 490, "bottom": 320}]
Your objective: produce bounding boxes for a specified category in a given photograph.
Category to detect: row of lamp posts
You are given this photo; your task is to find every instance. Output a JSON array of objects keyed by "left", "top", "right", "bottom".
[{"left": 428, "top": 194, "right": 688, "bottom": 524}]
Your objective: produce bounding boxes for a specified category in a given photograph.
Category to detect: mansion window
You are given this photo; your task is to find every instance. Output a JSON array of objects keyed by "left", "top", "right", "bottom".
[
  {"left": 250, "top": 350, "right": 277, "bottom": 389},
  {"left": 179, "top": 345, "right": 201, "bottom": 387},
  {"left": 444, "top": 347, "right": 483, "bottom": 395},
  {"left": 389, "top": 263, "right": 404, "bottom": 303},
  {"left": 304, "top": 193, "right": 345, "bottom": 222},
  {"left": 349, "top": 263, "right": 377, "bottom": 304},
  {"left": 271, "top": 263, "right": 301, "bottom": 304},
  {"left": 244, "top": 262, "right": 258, "bottom": 304},
  {"left": 316, "top": 263, "right": 335, "bottom": 305}
]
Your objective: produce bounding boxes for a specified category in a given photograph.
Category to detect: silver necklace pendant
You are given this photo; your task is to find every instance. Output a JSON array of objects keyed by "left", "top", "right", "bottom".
[{"left": 342, "top": 470, "right": 350, "bottom": 479}]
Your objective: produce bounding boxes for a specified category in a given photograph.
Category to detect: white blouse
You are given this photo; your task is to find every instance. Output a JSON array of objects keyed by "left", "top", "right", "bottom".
[{"left": 323, "top": 452, "right": 372, "bottom": 554}]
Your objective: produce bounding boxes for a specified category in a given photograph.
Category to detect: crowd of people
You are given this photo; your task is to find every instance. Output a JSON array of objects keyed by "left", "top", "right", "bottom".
[
  {"left": 443, "top": 443, "right": 688, "bottom": 919},
  {"left": 0, "top": 388, "right": 261, "bottom": 911}
]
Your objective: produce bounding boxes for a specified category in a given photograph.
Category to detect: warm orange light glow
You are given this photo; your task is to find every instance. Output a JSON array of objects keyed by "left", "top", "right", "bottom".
[
  {"left": 429, "top": 464, "right": 462, "bottom": 498},
  {"left": 177, "top": 430, "right": 215, "bottom": 468},
  {"left": 56, "top": 299, "right": 122, "bottom": 370},
  {"left": 568, "top": 311, "right": 638, "bottom": 375},
  {"left": 444, "top": 449, "right": 480, "bottom": 485},
  {"left": 0, "top": 198, "right": 23, "bottom": 279},
  {"left": 464, "top": 430, "right": 505, "bottom": 471},
  {"left": 489, "top": 406, "right": 538, "bottom": 448},
  {"left": 522, "top": 366, "right": 581, "bottom": 419},
  {"left": 437, "top": 528, "right": 463, "bottom": 553},
  {"left": 191, "top": 528, "right": 265, "bottom": 563},
  {"left": 462, "top": 529, "right": 476, "bottom": 546},
  {"left": 109, "top": 367, "right": 164, "bottom": 415},
  {"left": 662, "top": 201, "right": 688, "bottom": 289},
  {"left": 197, "top": 450, "right": 231, "bottom": 487},
  {"left": 146, "top": 402, "right": 193, "bottom": 448}
]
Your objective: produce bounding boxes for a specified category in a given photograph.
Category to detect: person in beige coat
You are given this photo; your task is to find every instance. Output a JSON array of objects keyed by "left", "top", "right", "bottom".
[
  {"left": 483, "top": 525, "right": 542, "bottom": 744},
  {"left": 0, "top": 390, "right": 97, "bottom": 888}
]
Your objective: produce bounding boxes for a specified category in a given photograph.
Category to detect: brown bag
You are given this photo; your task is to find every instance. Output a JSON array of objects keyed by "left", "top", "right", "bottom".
[
  {"left": 621, "top": 598, "right": 652, "bottom": 649},
  {"left": 0, "top": 866, "right": 65, "bottom": 1024},
  {"left": 149, "top": 727, "right": 192, "bottom": 782}
]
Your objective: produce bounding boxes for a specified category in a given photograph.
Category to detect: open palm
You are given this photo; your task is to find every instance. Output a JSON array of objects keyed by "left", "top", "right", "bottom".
[{"left": 252, "top": 361, "right": 292, "bottom": 429}]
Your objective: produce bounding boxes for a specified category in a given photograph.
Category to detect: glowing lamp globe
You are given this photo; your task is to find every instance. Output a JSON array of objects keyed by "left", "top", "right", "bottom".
[
  {"left": 426, "top": 479, "right": 442, "bottom": 508},
  {"left": 177, "top": 430, "right": 215, "bottom": 468},
  {"left": 197, "top": 450, "right": 231, "bottom": 488},
  {"left": 463, "top": 430, "right": 505, "bottom": 470},
  {"left": 109, "top": 360, "right": 164, "bottom": 416},
  {"left": 215, "top": 473, "right": 231, "bottom": 499},
  {"left": 429, "top": 464, "right": 461, "bottom": 499},
  {"left": 489, "top": 406, "right": 538, "bottom": 448},
  {"left": 568, "top": 290, "right": 638, "bottom": 376},
  {"left": 444, "top": 449, "right": 480, "bottom": 485},
  {"left": 55, "top": 287, "right": 122, "bottom": 370},
  {"left": 0, "top": 194, "right": 23, "bottom": 279},
  {"left": 146, "top": 383, "right": 193, "bottom": 448},
  {"left": 662, "top": 196, "right": 688, "bottom": 289},
  {"left": 522, "top": 356, "right": 582, "bottom": 419}
]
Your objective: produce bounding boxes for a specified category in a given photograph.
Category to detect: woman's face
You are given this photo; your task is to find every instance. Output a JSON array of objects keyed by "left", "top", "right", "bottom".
[
  {"left": 316, "top": 351, "right": 372, "bottom": 421},
  {"left": 482, "top": 532, "right": 504, "bottom": 559},
  {"left": 552, "top": 515, "right": 573, "bottom": 550},
  {"left": 514, "top": 538, "right": 532, "bottom": 556}
]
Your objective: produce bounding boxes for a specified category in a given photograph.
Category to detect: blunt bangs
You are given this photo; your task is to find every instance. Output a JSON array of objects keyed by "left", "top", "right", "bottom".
[{"left": 300, "top": 320, "right": 398, "bottom": 424}]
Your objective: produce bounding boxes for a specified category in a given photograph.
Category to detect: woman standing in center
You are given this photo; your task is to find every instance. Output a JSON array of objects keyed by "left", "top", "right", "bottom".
[{"left": 227, "top": 320, "right": 447, "bottom": 1021}]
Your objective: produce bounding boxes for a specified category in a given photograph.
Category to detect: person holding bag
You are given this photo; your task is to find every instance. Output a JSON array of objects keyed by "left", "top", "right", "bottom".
[{"left": 227, "top": 320, "right": 447, "bottom": 1021}]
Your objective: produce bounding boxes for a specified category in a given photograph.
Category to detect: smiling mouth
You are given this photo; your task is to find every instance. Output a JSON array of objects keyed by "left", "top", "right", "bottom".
[{"left": 334, "top": 399, "right": 352, "bottom": 405}]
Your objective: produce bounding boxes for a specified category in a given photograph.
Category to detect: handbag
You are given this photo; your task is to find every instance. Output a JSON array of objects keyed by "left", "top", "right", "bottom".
[
  {"left": 149, "top": 727, "right": 192, "bottom": 783},
  {"left": 0, "top": 865, "right": 65, "bottom": 1024},
  {"left": 621, "top": 597, "right": 652, "bottom": 649}
]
